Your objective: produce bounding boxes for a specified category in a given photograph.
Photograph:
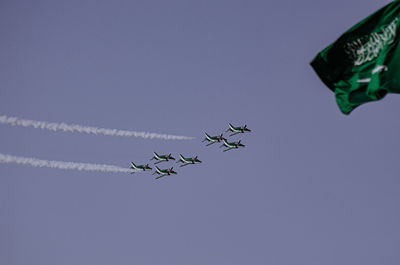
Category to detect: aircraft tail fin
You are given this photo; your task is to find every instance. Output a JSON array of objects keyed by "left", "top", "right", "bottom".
[
  {"left": 130, "top": 162, "right": 136, "bottom": 169},
  {"left": 152, "top": 151, "right": 161, "bottom": 160},
  {"left": 179, "top": 154, "right": 185, "bottom": 161}
]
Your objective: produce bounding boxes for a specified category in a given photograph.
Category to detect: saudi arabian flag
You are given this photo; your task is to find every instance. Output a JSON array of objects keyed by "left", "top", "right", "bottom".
[{"left": 311, "top": 1, "right": 400, "bottom": 114}]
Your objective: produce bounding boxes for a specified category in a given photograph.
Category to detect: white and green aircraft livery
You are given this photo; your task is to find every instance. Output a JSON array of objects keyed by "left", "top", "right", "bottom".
[
  {"left": 176, "top": 154, "right": 202, "bottom": 167},
  {"left": 220, "top": 139, "right": 245, "bottom": 152},
  {"left": 152, "top": 166, "right": 177, "bottom": 179},
  {"left": 130, "top": 162, "right": 152, "bottom": 172},
  {"left": 150, "top": 152, "right": 176, "bottom": 164},
  {"left": 129, "top": 124, "right": 251, "bottom": 177},
  {"left": 226, "top": 123, "right": 251, "bottom": 136},
  {"left": 202, "top": 133, "right": 227, "bottom": 146}
]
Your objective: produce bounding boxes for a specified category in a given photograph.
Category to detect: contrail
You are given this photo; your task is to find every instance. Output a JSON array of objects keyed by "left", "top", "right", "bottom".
[
  {"left": 0, "top": 115, "right": 194, "bottom": 140},
  {"left": 0, "top": 153, "right": 136, "bottom": 174}
]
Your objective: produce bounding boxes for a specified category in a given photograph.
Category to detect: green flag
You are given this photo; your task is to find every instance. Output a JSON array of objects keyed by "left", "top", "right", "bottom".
[{"left": 311, "top": 1, "right": 400, "bottom": 114}]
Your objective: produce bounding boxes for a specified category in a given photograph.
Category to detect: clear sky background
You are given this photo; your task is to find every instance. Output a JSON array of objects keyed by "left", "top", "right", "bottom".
[{"left": 1, "top": 0, "right": 399, "bottom": 264}]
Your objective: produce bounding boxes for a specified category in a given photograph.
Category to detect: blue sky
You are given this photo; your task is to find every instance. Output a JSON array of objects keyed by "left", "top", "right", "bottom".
[{"left": 1, "top": 0, "right": 399, "bottom": 264}]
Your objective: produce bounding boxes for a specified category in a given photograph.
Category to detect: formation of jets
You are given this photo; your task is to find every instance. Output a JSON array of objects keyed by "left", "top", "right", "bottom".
[
  {"left": 131, "top": 152, "right": 201, "bottom": 179},
  {"left": 130, "top": 123, "right": 251, "bottom": 179},
  {"left": 203, "top": 123, "right": 251, "bottom": 152}
]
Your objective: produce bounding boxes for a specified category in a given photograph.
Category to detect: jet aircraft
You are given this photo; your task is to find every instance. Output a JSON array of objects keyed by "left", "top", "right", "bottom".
[
  {"left": 150, "top": 152, "right": 175, "bottom": 164},
  {"left": 152, "top": 166, "right": 177, "bottom": 179},
  {"left": 130, "top": 162, "right": 152, "bottom": 173},
  {"left": 226, "top": 123, "right": 251, "bottom": 136},
  {"left": 202, "top": 133, "right": 227, "bottom": 146},
  {"left": 220, "top": 139, "right": 245, "bottom": 152},
  {"left": 176, "top": 154, "right": 202, "bottom": 167}
]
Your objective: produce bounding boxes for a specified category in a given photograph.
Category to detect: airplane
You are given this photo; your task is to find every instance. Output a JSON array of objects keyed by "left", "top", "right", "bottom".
[
  {"left": 202, "top": 133, "right": 227, "bottom": 146},
  {"left": 220, "top": 139, "right": 245, "bottom": 152},
  {"left": 152, "top": 166, "right": 177, "bottom": 179},
  {"left": 226, "top": 123, "right": 251, "bottom": 136},
  {"left": 130, "top": 162, "right": 152, "bottom": 173},
  {"left": 176, "top": 154, "right": 202, "bottom": 167},
  {"left": 150, "top": 152, "right": 175, "bottom": 164}
]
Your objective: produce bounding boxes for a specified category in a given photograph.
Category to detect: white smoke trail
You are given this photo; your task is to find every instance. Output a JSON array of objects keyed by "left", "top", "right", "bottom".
[
  {"left": 0, "top": 115, "right": 194, "bottom": 140},
  {"left": 0, "top": 153, "right": 137, "bottom": 174}
]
